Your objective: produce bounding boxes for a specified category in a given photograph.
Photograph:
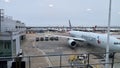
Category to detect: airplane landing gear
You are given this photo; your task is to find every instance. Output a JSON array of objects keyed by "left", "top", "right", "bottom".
[{"left": 109, "top": 52, "right": 116, "bottom": 58}]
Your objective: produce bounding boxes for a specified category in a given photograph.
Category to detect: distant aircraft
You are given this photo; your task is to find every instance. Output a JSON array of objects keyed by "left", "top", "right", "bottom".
[{"left": 53, "top": 20, "right": 120, "bottom": 58}]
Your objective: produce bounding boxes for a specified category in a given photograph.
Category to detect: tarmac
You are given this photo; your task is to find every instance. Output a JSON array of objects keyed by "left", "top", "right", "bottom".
[
  {"left": 21, "top": 34, "right": 51, "bottom": 68},
  {"left": 21, "top": 32, "right": 120, "bottom": 68}
]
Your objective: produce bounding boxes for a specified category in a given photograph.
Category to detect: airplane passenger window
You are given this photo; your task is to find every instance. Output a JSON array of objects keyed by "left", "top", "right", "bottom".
[{"left": 114, "top": 42, "right": 120, "bottom": 45}]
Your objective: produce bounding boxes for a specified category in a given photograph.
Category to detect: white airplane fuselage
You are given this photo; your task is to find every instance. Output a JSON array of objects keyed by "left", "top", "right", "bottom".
[{"left": 69, "top": 31, "right": 120, "bottom": 52}]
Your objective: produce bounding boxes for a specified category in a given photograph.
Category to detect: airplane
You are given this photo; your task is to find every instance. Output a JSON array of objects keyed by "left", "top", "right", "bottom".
[{"left": 53, "top": 20, "right": 120, "bottom": 58}]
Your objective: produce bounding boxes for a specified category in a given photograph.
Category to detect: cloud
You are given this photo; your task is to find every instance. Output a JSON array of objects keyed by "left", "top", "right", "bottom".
[
  {"left": 49, "top": 4, "right": 54, "bottom": 8},
  {"left": 4, "top": 0, "right": 11, "bottom": 3},
  {"left": 86, "top": 8, "right": 92, "bottom": 11}
]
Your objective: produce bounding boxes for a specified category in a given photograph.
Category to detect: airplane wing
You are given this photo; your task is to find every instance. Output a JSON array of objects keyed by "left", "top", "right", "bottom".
[{"left": 52, "top": 35, "right": 86, "bottom": 42}]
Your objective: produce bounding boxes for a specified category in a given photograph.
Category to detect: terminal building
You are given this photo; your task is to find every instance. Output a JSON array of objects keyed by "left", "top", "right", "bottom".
[{"left": 0, "top": 9, "right": 26, "bottom": 68}]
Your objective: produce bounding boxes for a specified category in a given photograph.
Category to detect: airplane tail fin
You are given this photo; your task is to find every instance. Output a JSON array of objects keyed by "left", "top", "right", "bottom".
[{"left": 69, "top": 20, "right": 72, "bottom": 31}]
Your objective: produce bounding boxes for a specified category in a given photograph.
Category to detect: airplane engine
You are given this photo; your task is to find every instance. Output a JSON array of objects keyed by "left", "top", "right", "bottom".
[{"left": 68, "top": 39, "right": 77, "bottom": 48}]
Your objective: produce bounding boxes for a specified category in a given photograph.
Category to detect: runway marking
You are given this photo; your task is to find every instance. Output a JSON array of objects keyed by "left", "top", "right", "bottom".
[
  {"left": 36, "top": 48, "right": 52, "bottom": 67},
  {"left": 31, "top": 40, "right": 52, "bottom": 67}
]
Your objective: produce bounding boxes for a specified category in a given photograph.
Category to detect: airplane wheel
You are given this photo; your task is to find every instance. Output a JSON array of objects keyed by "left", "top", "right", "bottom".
[
  {"left": 87, "top": 65, "right": 93, "bottom": 68},
  {"left": 109, "top": 53, "right": 114, "bottom": 58},
  {"left": 109, "top": 52, "right": 116, "bottom": 58}
]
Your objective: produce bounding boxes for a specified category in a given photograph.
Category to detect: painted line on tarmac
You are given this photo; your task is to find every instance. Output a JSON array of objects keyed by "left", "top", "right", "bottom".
[
  {"left": 36, "top": 48, "right": 52, "bottom": 67},
  {"left": 32, "top": 41, "right": 52, "bottom": 67}
]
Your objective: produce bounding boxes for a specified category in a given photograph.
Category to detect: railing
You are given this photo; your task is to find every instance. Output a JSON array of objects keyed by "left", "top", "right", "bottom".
[{"left": 0, "top": 52, "right": 120, "bottom": 68}]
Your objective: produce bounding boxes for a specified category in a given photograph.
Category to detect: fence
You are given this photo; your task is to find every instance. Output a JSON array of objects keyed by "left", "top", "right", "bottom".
[{"left": 0, "top": 52, "right": 120, "bottom": 68}]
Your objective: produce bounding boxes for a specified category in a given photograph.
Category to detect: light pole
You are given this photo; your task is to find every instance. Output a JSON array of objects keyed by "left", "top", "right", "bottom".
[
  {"left": 0, "top": 9, "right": 1, "bottom": 32},
  {"left": 0, "top": 9, "right": 4, "bottom": 32},
  {"left": 105, "top": 0, "right": 112, "bottom": 68}
]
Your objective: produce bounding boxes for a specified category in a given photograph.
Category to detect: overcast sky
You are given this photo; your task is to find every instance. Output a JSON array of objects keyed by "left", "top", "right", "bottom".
[{"left": 0, "top": 0, "right": 120, "bottom": 26}]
